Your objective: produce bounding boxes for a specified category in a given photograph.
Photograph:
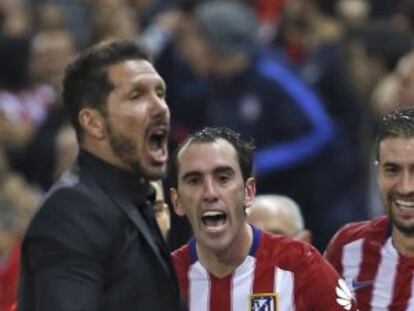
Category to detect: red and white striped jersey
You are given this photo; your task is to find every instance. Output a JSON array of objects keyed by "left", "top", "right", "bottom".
[
  {"left": 325, "top": 215, "right": 414, "bottom": 310},
  {"left": 172, "top": 227, "right": 356, "bottom": 311}
]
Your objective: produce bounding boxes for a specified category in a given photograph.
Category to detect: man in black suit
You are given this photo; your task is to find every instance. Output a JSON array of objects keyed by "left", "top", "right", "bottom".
[{"left": 18, "top": 40, "right": 184, "bottom": 310}]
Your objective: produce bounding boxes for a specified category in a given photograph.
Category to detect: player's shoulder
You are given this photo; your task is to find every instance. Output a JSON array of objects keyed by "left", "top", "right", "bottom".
[
  {"left": 258, "top": 230, "right": 322, "bottom": 268},
  {"left": 171, "top": 242, "right": 192, "bottom": 269},
  {"left": 330, "top": 215, "right": 388, "bottom": 247}
]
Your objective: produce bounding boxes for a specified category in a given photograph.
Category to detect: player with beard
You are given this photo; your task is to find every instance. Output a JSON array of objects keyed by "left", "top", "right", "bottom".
[
  {"left": 325, "top": 108, "right": 414, "bottom": 310},
  {"left": 18, "top": 40, "right": 185, "bottom": 311}
]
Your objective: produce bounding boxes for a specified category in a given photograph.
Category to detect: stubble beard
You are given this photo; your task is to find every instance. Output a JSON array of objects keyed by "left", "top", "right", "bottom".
[
  {"left": 390, "top": 214, "right": 414, "bottom": 235},
  {"left": 387, "top": 196, "right": 414, "bottom": 235},
  {"left": 106, "top": 122, "right": 165, "bottom": 180}
]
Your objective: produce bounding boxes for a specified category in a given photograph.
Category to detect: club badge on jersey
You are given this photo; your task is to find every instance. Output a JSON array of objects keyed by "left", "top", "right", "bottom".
[{"left": 250, "top": 293, "right": 278, "bottom": 311}]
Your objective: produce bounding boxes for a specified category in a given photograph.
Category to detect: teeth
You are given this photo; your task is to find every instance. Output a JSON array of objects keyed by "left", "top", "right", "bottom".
[
  {"left": 395, "top": 199, "right": 414, "bottom": 208},
  {"left": 201, "top": 210, "right": 227, "bottom": 228},
  {"left": 202, "top": 211, "right": 225, "bottom": 217}
]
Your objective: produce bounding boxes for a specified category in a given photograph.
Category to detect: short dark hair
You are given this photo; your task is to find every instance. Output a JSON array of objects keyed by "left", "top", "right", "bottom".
[
  {"left": 375, "top": 108, "right": 414, "bottom": 161},
  {"left": 62, "top": 40, "right": 150, "bottom": 142},
  {"left": 170, "top": 127, "right": 255, "bottom": 187}
]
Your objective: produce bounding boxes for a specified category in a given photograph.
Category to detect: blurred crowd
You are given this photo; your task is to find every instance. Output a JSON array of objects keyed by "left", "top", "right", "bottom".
[{"left": 0, "top": 0, "right": 413, "bottom": 309}]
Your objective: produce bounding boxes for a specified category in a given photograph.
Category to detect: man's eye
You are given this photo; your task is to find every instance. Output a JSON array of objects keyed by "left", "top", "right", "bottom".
[
  {"left": 130, "top": 92, "right": 140, "bottom": 100},
  {"left": 157, "top": 89, "right": 166, "bottom": 99},
  {"left": 186, "top": 177, "right": 199, "bottom": 185},
  {"left": 218, "top": 175, "right": 230, "bottom": 183},
  {"left": 383, "top": 166, "right": 398, "bottom": 175}
]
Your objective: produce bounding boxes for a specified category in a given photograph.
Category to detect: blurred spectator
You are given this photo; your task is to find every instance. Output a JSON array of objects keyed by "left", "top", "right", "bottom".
[
  {"left": 0, "top": 198, "right": 20, "bottom": 311},
  {"left": 394, "top": 51, "right": 414, "bottom": 109},
  {"left": 1, "top": 173, "right": 40, "bottom": 235},
  {"left": 92, "top": 0, "right": 138, "bottom": 42},
  {"left": 394, "top": 0, "right": 414, "bottom": 37},
  {"left": 32, "top": 3, "right": 66, "bottom": 32},
  {"left": 21, "top": 29, "right": 78, "bottom": 191},
  {"left": 29, "top": 0, "right": 93, "bottom": 48},
  {"left": 0, "top": 0, "right": 32, "bottom": 37},
  {"left": 29, "top": 30, "right": 77, "bottom": 91},
  {"left": 336, "top": 0, "right": 370, "bottom": 32},
  {"left": 347, "top": 20, "right": 412, "bottom": 103},
  {"left": 247, "top": 194, "right": 312, "bottom": 243},
  {"left": 151, "top": 180, "right": 171, "bottom": 241},
  {"left": 53, "top": 124, "right": 78, "bottom": 181}
]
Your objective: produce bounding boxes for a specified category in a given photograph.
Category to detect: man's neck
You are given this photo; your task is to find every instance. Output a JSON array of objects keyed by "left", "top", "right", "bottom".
[
  {"left": 196, "top": 223, "right": 253, "bottom": 278},
  {"left": 392, "top": 227, "right": 414, "bottom": 256}
]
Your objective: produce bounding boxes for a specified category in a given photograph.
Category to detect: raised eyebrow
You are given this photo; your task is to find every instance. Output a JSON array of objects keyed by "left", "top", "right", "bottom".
[
  {"left": 214, "top": 166, "right": 235, "bottom": 175},
  {"left": 382, "top": 162, "right": 398, "bottom": 167}
]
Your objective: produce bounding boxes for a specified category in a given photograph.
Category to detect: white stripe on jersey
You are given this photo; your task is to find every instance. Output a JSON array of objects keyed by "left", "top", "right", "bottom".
[
  {"left": 231, "top": 255, "right": 256, "bottom": 311},
  {"left": 275, "top": 267, "right": 295, "bottom": 310},
  {"left": 341, "top": 238, "right": 364, "bottom": 289},
  {"left": 188, "top": 261, "right": 210, "bottom": 311},
  {"left": 370, "top": 237, "right": 398, "bottom": 309}
]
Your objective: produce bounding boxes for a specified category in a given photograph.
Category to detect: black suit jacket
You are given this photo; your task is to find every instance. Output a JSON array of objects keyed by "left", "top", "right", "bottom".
[{"left": 18, "top": 151, "right": 184, "bottom": 311}]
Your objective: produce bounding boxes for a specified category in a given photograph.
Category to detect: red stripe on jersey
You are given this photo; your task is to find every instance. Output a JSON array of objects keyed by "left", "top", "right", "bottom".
[
  {"left": 355, "top": 234, "right": 384, "bottom": 310},
  {"left": 390, "top": 259, "right": 414, "bottom": 311},
  {"left": 172, "top": 246, "right": 190, "bottom": 303},
  {"left": 210, "top": 275, "right": 232, "bottom": 311}
]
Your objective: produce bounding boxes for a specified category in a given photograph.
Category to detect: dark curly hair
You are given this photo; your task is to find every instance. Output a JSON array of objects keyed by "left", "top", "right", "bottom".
[{"left": 375, "top": 108, "right": 414, "bottom": 161}]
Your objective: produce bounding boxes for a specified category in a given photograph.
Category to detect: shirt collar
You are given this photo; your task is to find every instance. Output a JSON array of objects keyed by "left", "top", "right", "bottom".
[{"left": 77, "top": 149, "right": 155, "bottom": 205}]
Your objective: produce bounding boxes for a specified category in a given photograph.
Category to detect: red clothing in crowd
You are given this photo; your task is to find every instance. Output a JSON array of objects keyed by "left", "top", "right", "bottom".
[{"left": 0, "top": 241, "right": 20, "bottom": 311}]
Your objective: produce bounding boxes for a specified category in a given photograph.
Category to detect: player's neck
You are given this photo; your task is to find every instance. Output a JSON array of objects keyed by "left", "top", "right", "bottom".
[
  {"left": 197, "top": 223, "right": 253, "bottom": 278},
  {"left": 392, "top": 227, "right": 414, "bottom": 257}
]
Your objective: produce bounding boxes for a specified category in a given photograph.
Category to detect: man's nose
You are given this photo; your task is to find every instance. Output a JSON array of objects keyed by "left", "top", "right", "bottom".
[
  {"left": 202, "top": 178, "right": 218, "bottom": 202},
  {"left": 151, "top": 94, "right": 169, "bottom": 117},
  {"left": 397, "top": 171, "right": 414, "bottom": 195}
]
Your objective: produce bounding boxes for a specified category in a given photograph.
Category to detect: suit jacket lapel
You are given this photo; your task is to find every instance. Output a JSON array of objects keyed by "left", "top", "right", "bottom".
[
  {"left": 90, "top": 178, "right": 172, "bottom": 278},
  {"left": 112, "top": 195, "right": 172, "bottom": 277}
]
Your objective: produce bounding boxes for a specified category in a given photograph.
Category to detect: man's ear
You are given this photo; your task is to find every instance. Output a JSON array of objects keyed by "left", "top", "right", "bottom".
[
  {"left": 170, "top": 187, "right": 186, "bottom": 217},
  {"left": 79, "top": 108, "right": 105, "bottom": 140},
  {"left": 244, "top": 177, "right": 256, "bottom": 210}
]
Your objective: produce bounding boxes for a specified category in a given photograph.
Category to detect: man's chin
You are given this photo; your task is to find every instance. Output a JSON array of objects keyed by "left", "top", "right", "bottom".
[{"left": 393, "top": 219, "right": 414, "bottom": 235}]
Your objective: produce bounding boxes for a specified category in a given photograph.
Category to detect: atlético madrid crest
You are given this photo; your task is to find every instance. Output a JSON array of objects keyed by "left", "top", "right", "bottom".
[{"left": 250, "top": 293, "right": 278, "bottom": 311}]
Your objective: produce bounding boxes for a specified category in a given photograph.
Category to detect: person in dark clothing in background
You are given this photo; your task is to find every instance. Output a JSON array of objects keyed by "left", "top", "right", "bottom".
[
  {"left": 154, "top": 0, "right": 364, "bottom": 250},
  {"left": 18, "top": 40, "right": 184, "bottom": 311}
]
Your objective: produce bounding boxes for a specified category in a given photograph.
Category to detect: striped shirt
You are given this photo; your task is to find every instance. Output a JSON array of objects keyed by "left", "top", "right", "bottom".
[
  {"left": 173, "top": 227, "right": 356, "bottom": 311},
  {"left": 325, "top": 215, "right": 414, "bottom": 310}
]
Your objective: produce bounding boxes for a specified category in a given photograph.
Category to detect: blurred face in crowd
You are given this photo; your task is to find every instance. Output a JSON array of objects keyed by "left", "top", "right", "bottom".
[
  {"left": 247, "top": 196, "right": 311, "bottom": 243},
  {"left": 102, "top": 60, "right": 170, "bottom": 179},
  {"left": 151, "top": 180, "right": 171, "bottom": 240},
  {"left": 396, "top": 54, "right": 414, "bottom": 108},
  {"left": 377, "top": 137, "right": 414, "bottom": 234},
  {"left": 248, "top": 198, "right": 298, "bottom": 236},
  {"left": 30, "top": 31, "right": 76, "bottom": 89},
  {"left": 171, "top": 139, "right": 255, "bottom": 254},
  {"left": 176, "top": 18, "right": 211, "bottom": 77}
]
